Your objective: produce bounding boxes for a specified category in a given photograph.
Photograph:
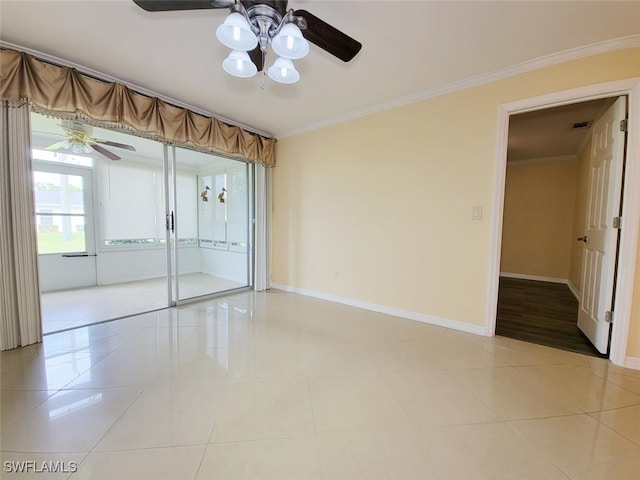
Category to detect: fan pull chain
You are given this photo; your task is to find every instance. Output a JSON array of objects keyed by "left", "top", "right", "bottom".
[
  {"left": 259, "top": 70, "right": 266, "bottom": 91},
  {"left": 259, "top": 48, "right": 266, "bottom": 91}
]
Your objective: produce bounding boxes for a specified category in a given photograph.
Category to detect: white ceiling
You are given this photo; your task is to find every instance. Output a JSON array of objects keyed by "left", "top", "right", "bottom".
[
  {"left": 507, "top": 97, "right": 616, "bottom": 162},
  {"left": 1, "top": 1, "right": 639, "bottom": 140}
]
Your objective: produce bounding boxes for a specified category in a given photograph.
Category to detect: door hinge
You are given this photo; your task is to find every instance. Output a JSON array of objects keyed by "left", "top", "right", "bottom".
[
  {"left": 620, "top": 119, "right": 628, "bottom": 132},
  {"left": 605, "top": 311, "right": 613, "bottom": 323},
  {"left": 613, "top": 216, "right": 621, "bottom": 229}
]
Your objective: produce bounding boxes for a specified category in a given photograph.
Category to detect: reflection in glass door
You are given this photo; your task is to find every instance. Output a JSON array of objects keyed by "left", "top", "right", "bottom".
[
  {"left": 32, "top": 112, "right": 169, "bottom": 332},
  {"left": 172, "top": 147, "right": 250, "bottom": 301},
  {"left": 32, "top": 112, "right": 254, "bottom": 332}
]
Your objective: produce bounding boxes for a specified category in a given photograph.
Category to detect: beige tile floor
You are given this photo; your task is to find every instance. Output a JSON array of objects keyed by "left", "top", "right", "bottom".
[
  {"left": 41, "top": 273, "right": 245, "bottom": 333},
  {"left": 2, "top": 290, "right": 640, "bottom": 479}
]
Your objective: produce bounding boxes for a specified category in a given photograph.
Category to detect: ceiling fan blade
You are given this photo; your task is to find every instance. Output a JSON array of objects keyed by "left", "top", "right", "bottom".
[
  {"left": 45, "top": 141, "right": 66, "bottom": 151},
  {"left": 293, "top": 9, "right": 362, "bottom": 63},
  {"left": 94, "top": 139, "right": 137, "bottom": 151},
  {"left": 132, "top": 0, "right": 231, "bottom": 12},
  {"left": 90, "top": 143, "right": 121, "bottom": 161},
  {"left": 248, "top": 46, "right": 265, "bottom": 72}
]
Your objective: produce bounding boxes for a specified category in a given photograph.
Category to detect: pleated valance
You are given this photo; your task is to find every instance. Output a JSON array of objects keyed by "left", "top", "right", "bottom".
[{"left": 0, "top": 48, "right": 276, "bottom": 166}]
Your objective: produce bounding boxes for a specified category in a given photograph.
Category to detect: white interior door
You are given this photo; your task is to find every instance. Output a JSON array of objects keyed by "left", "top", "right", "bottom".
[{"left": 578, "top": 96, "right": 627, "bottom": 353}]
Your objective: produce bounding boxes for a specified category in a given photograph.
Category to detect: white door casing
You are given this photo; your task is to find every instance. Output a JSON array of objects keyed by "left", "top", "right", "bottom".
[
  {"left": 577, "top": 97, "right": 627, "bottom": 353},
  {"left": 487, "top": 78, "right": 640, "bottom": 367}
]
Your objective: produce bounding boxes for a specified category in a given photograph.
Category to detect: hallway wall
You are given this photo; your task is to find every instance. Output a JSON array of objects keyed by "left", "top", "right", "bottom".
[{"left": 501, "top": 159, "right": 578, "bottom": 280}]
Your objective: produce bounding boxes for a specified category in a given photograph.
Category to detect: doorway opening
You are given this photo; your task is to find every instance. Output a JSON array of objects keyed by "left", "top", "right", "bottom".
[
  {"left": 496, "top": 97, "right": 619, "bottom": 357},
  {"left": 487, "top": 78, "right": 640, "bottom": 367}
]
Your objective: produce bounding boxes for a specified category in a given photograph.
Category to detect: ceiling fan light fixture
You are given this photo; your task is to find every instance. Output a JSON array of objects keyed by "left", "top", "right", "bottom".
[
  {"left": 271, "top": 22, "right": 309, "bottom": 59},
  {"left": 267, "top": 57, "right": 300, "bottom": 84},
  {"left": 216, "top": 12, "right": 257, "bottom": 51},
  {"left": 71, "top": 142, "right": 84, "bottom": 154},
  {"left": 134, "top": 1, "right": 363, "bottom": 86},
  {"left": 223, "top": 50, "right": 258, "bottom": 78}
]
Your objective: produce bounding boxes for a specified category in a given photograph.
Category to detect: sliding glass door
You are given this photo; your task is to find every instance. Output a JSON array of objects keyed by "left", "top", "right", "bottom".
[
  {"left": 32, "top": 112, "right": 253, "bottom": 332},
  {"left": 95, "top": 141, "right": 169, "bottom": 314},
  {"left": 169, "top": 146, "right": 250, "bottom": 302}
]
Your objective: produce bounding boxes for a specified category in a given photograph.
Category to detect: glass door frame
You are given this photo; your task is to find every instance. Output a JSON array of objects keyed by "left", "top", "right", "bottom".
[
  {"left": 165, "top": 145, "right": 255, "bottom": 306},
  {"left": 165, "top": 144, "right": 179, "bottom": 306},
  {"left": 247, "top": 161, "right": 255, "bottom": 288}
]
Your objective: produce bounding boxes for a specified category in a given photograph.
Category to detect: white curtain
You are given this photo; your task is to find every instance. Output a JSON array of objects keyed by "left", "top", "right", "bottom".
[
  {"left": 0, "top": 101, "right": 42, "bottom": 350},
  {"left": 254, "top": 164, "right": 270, "bottom": 291}
]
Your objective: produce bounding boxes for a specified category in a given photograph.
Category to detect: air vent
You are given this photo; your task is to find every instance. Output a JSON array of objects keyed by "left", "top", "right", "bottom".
[{"left": 572, "top": 121, "right": 591, "bottom": 129}]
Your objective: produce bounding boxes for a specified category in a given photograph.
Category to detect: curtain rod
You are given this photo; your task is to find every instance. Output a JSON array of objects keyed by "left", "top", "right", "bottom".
[{"left": 0, "top": 41, "right": 273, "bottom": 139}]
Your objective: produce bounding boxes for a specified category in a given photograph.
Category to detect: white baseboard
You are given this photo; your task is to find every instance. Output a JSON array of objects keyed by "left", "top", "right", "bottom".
[
  {"left": 499, "top": 272, "right": 581, "bottom": 300},
  {"left": 270, "top": 283, "right": 487, "bottom": 336},
  {"left": 625, "top": 356, "right": 640, "bottom": 371},
  {"left": 500, "top": 272, "right": 567, "bottom": 284},
  {"left": 566, "top": 281, "right": 580, "bottom": 301}
]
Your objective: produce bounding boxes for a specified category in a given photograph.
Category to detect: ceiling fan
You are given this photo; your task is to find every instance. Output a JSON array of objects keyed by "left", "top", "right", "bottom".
[
  {"left": 45, "top": 121, "right": 136, "bottom": 161},
  {"left": 132, "top": 0, "right": 362, "bottom": 84}
]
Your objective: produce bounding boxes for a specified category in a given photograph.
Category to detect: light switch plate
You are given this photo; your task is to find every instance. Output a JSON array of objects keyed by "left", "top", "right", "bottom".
[{"left": 472, "top": 206, "right": 483, "bottom": 220}]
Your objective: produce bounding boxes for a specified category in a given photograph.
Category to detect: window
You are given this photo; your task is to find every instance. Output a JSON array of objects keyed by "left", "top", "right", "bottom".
[
  {"left": 198, "top": 164, "right": 248, "bottom": 252},
  {"left": 226, "top": 165, "right": 248, "bottom": 252},
  {"left": 99, "top": 161, "right": 165, "bottom": 248},
  {"left": 32, "top": 148, "right": 93, "bottom": 167},
  {"left": 198, "top": 171, "right": 227, "bottom": 248},
  {"left": 33, "top": 169, "right": 91, "bottom": 255},
  {"left": 176, "top": 172, "right": 198, "bottom": 245},
  {"left": 98, "top": 161, "right": 198, "bottom": 248}
]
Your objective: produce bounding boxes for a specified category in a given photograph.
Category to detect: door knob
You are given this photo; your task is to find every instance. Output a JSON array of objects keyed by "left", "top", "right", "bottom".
[{"left": 577, "top": 236, "right": 587, "bottom": 243}]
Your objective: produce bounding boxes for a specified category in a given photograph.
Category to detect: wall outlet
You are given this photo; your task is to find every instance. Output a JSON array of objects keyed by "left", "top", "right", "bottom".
[{"left": 472, "top": 206, "right": 483, "bottom": 220}]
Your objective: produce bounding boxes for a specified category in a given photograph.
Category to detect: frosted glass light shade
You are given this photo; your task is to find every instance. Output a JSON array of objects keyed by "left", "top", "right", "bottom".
[
  {"left": 222, "top": 50, "right": 257, "bottom": 78},
  {"left": 216, "top": 12, "right": 257, "bottom": 51},
  {"left": 267, "top": 57, "right": 299, "bottom": 84},
  {"left": 271, "top": 23, "right": 309, "bottom": 59}
]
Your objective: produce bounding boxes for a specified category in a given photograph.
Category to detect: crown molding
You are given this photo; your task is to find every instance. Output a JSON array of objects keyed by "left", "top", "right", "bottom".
[
  {"left": 278, "top": 34, "right": 640, "bottom": 138},
  {"left": 0, "top": 41, "right": 274, "bottom": 139}
]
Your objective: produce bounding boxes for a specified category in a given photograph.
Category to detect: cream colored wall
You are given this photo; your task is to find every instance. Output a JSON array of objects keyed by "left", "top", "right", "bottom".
[
  {"left": 272, "top": 47, "right": 640, "bottom": 355},
  {"left": 273, "top": 90, "right": 496, "bottom": 325},
  {"left": 501, "top": 160, "right": 578, "bottom": 279},
  {"left": 569, "top": 140, "right": 592, "bottom": 292}
]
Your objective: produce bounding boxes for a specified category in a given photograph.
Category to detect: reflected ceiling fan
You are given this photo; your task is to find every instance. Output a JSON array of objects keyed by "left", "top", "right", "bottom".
[
  {"left": 45, "top": 121, "right": 136, "bottom": 161},
  {"left": 132, "top": 0, "right": 362, "bottom": 84}
]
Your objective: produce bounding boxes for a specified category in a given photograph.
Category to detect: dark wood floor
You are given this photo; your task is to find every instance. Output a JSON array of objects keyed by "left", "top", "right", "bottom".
[{"left": 496, "top": 277, "right": 608, "bottom": 358}]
